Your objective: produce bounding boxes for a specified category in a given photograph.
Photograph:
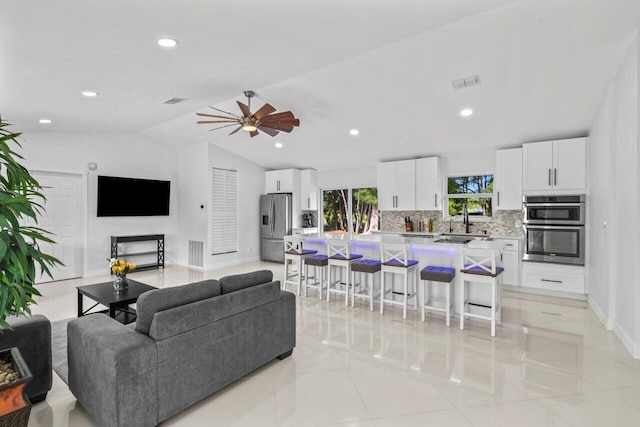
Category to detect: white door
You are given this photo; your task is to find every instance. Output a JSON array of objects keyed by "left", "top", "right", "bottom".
[
  {"left": 415, "top": 157, "right": 441, "bottom": 210},
  {"left": 553, "top": 138, "right": 586, "bottom": 191},
  {"left": 395, "top": 159, "right": 416, "bottom": 210},
  {"left": 495, "top": 148, "right": 522, "bottom": 210},
  {"left": 377, "top": 162, "right": 397, "bottom": 210},
  {"left": 30, "top": 172, "right": 83, "bottom": 282}
]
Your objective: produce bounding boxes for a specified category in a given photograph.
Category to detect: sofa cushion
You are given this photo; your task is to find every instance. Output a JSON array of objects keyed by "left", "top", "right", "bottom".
[
  {"left": 219, "top": 270, "right": 273, "bottom": 294},
  {"left": 135, "top": 279, "right": 221, "bottom": 335}
]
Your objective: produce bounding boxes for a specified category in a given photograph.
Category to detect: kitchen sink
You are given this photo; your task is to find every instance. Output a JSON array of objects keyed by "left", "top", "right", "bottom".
[{"left": 433, "top": 236, "right": 473, "bottom": 244}]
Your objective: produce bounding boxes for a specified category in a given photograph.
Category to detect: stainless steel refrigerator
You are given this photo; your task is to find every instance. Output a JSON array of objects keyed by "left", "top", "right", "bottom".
[{"left": 260, "top": 194, "right": 292, "bottom": 263}]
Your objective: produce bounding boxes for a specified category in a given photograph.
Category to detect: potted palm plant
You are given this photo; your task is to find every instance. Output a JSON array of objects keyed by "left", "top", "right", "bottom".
[{"left": 0, "top": 115, "right": 62, "bottom": 425}]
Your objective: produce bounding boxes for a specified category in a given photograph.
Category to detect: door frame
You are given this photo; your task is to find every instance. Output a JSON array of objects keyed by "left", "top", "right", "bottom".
[{"left": 31, "top": 169, "right": 89, "bottom": 279}]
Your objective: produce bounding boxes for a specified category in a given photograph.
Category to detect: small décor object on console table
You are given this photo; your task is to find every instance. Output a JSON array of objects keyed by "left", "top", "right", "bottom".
[{"left": 108, "top": 258, "right": 136, "bottom": 290}]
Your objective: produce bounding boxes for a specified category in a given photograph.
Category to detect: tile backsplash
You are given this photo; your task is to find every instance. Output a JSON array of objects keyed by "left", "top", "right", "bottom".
[{"left": 380, "top": 210, "right": 523, "bottom": 236}]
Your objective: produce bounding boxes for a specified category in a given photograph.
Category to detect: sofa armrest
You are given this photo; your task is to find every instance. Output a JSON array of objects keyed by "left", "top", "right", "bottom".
[
  {"left": 280, "top": 290, "right": 296, "bottom": 354},
  {"left": 68, "top": 314, "right": 158, "bottom": 427}
]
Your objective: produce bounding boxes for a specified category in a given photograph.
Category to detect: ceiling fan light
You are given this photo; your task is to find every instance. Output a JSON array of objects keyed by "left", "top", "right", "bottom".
[{"left": 242, "top": 124, "right": 257, "bottom": 132}]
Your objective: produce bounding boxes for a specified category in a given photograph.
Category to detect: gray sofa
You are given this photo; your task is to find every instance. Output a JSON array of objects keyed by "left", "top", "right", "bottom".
[
  {"left": 0, "top": 314, "right": 52, "bottom": 403},
  {"left": 67, "top": 270, "right": 296, "bottom": 427}
]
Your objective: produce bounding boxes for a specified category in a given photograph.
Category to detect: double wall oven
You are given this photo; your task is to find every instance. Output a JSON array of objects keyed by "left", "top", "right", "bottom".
[{"left": 522, "top": 195, "right": 585, "bottom": 265}]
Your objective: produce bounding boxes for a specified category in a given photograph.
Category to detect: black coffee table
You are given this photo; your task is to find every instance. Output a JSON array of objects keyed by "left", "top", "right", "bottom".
[{"left": 77, "top": 280, "right": 157, "bottom": 324}]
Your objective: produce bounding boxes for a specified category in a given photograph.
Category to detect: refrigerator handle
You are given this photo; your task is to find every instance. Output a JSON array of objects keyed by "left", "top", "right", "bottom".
[{"left": 271, "top": 197, "right": 275, "bottom": 237}]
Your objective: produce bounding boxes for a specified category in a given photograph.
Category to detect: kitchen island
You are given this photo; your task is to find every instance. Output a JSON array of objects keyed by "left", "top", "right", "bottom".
[{"left": 302, "top": 233, "right": 507, "bottom": 318}]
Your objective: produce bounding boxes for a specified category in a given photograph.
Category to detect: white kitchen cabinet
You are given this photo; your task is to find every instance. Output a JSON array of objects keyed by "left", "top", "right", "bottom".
[
  {"left": 377, "top": 160, "right": 416, "bottom": 211},
  {"left": 522, "top": 262, "right": 585, "bottom": 295},
  {"left": 522, "top": 138, "right": 586, "bottom": 192},
  {"left": 495, "top": 148, "right": 522, "bottom": 210},
  {"left": 300, "top": 169, "right": 318, "bottom": 210},
  {"left": 415, "top": 157, "right": 442, "bottom": 210},
  {"left": 265, "top": 169, "right": 300, "bottom": 193},
  {"left": 498, "top": 238, "right": 520, "bottom": 286}
]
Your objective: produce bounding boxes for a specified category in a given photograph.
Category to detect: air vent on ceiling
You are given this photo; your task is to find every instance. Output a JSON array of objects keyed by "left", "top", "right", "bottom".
[
  {"left": 452, "top": 75, "right": 481, "bottom": 90},
  {"left": 163, "top": 97, "right": 189, "bottom": 105}
]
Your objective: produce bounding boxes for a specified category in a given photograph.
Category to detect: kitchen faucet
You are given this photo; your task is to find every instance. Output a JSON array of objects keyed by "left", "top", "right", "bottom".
[
  {"left": 463, "top": 205, "right": 471, "bottom": 234},
  {"left": 449, "top": 217, "right": 454, "bottom": 232}
]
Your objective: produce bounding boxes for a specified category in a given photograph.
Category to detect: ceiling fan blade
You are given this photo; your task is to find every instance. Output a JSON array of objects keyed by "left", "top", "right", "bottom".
[
  {"left": 260, "top": 118, "right": 299, "bottom": 127},
  {"left": 257, "top": 125, "right": 279, "bottom": 137},
  {"left": 197, "top": 119, "right": 240, "bottom": 124},
  {"left": 208, "top": 106, "right": 242, "bottom": 118},
  {"left": 196, "top": 112, "right": 238, "bottom": 120},
  {"left": 260, "top": 112, "right": 297, "bottom": 123},
  {"left": 249, "top": 130, "right": 259, "bottom": 138},
  {"left": 262, "top": 125, "right": 294, "bottom": 133},
  {"left": 252, "top": 103, "right": 277, "bottom": 120},
  {"left": 206, "top": 123, "right": 240, "bottom": 132},
  {"left": 229, "top": 125, "right": 243, "bottom": 135},
  {"left": 237, "top": 101, "right": 251, "bottom": 118}
]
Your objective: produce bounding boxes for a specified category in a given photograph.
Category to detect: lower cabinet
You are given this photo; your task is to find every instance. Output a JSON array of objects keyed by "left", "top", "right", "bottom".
[{"left": 522, "top": 262, "right": 585, "bottom": 295}]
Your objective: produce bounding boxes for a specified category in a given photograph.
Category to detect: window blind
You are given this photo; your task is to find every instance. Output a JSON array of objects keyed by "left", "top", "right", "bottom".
[{"left": 211, "top": 168, "right": 238, "bottom": 255}]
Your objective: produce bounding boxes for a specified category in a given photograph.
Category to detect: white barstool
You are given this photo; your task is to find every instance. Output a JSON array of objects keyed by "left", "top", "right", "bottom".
[
  {"left": 303, "top": 240, "right": 329, "bottom": 299},
  {"left": 420, "top": 265, "right": 456, "bottom": 326},
  {"left": 284, "top": 235, "right": 317, "bottom": 294},
  {"left": 379, "top": 243, "right": 419, "bottom": 319},
  {"left": 350, "top": 258, "right": 381, "bottom": 311},
  {"left": 327, "top": 240, "right": 362, "bottom": 305},
  {"left": 459, "top": 248, "right": 504, "bottom": 337}
]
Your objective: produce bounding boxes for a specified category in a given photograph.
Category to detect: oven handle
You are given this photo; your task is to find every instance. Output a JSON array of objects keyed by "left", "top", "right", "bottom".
[
  {"left": 524, "top": 225, "right": 584, "bottom": 230},
  {"left": 524, "top": 203, "right": 584, "bottom": 207}
]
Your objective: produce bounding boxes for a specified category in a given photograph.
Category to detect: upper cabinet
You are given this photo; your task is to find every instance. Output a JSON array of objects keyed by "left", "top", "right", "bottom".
[
  {"left": 300, "top": 169, "right": 318, "bottom": 210},
  {"left": 377, "top": 160, "right": 416, "bottom": 211},
  {"left": 522, "top": 137, "right": 586, "bottom": 192},
  {"left": 265, "top": 169, "right": 300, "bottom": 194},
  {"left": 415, "top": 157, "right": 442, "bottom": 210},
  {"left": 495, "top": 148, "right": 522, "bottom": 210}
]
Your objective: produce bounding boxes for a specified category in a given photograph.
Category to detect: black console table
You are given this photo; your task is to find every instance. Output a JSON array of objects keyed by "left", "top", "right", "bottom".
[{"left": 110, "top": 234, "right": 165, "bottom": 273}]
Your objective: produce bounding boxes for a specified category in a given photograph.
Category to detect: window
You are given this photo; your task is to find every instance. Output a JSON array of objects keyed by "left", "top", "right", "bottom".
[
  {"left": 211, "top": 167, "right": 238, "bottom": 254},
  {"left": 322, "top": 187, "right": 379, "bottom": 236},
  {"left": 446, "top": 174, "right": 494, "bottom": 219}
]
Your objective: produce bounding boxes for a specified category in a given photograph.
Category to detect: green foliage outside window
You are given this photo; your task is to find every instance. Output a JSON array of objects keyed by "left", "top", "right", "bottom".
[{"left": 447, "top": 175, "right": 494, "bottom": 218}]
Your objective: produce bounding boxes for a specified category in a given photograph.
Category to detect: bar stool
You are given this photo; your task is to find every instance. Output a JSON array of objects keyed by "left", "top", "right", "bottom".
[
  {"left": 284, "top": 235, "right": 317, "bottom": 294},
  {"left": 327, "top": 240, "right": 362, "bottom": 305},
  {"left": 420, "top": 266, "right": 456, "bottom": 326},
  {"left": 459, "top": 248, "right": 504, "bottom": 337},
  {"left": 350, "top": 259, "right": 381, "bottom": 310},
  {"left": 380, "top": 243, "right": 419, "bottom": 319},
  {"left": 304, "top": 240, "right": 329, "bottom": 299}
]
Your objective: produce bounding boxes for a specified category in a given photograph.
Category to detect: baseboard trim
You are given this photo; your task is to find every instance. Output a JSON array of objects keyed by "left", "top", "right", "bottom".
[
  {"left": 587, "top": 295, "right": 614, "bottom": 330},
  {"left": 612, "top": 321, "right": 640, "bottom": 359}
]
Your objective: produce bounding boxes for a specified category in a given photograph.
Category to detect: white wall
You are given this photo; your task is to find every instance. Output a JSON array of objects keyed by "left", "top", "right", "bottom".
[
  {"left": 19, "top": 130, "right": 179, "bottom": 276},
  {"left": 588, "top": 32, "right": 640, "bottom": 357}
]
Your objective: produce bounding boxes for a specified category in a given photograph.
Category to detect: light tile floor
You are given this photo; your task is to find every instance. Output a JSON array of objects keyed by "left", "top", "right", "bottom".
[{"left": 27, "top": 262, "right": 640, "bottom": 427}]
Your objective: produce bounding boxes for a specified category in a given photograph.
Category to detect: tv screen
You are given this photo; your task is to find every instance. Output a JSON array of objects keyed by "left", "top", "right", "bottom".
[{"left": 97, "top": 175, "right": 171, "bottom": 217}]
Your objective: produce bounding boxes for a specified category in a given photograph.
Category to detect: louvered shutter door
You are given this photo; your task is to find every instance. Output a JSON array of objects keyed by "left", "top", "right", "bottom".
[{"left": 211, "top": 168, "right": 238, "bottom": 255}]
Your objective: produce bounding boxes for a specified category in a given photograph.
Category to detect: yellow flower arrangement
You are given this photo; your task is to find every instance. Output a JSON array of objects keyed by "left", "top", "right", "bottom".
[{"left": 108, "top": 258, "right": 136, "bottom": 276}]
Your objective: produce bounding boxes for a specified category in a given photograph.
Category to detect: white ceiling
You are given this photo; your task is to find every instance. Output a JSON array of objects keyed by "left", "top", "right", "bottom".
[{"left": 2, "top": 0, "right": 640, "bottom": 171}]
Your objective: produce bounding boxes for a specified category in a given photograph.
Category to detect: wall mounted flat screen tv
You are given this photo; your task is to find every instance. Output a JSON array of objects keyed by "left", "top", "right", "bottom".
[{"left": 97, "top": 175, "right": 171, "bottom": 217}]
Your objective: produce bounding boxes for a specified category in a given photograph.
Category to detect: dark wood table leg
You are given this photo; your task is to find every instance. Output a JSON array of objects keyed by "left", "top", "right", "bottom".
[
  {"left": 77, "top": 291, "right": 83, "bottom": 317},
  {"left": 109, "top": 304, "right": 116, "bottom": 319}
]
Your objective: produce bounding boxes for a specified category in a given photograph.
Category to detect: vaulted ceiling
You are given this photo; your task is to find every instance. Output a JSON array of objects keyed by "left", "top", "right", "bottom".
[{"left": 2, "top": 0, "right": 640, "bottom": 170}]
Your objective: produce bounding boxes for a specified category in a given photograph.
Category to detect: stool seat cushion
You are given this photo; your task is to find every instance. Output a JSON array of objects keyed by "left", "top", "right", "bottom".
[
  {"left": 351, "top": 259, "right": 382, "bottom": 273},
  {"left": 330, "top": 253, "right": 363, "bottom": 261},
  {"left": 461, "top": 265, "right": 504, "bottom": 277},
  {"left": 383, "top": 259, "right": 418, "bottom": 268},
  {"left": 421, "top": 266, "right": 456, "bottom": 282},
  {"left": 286, "top": 249, "right": 318, "bottom": 256},
  {"left": 305, "top": 254, "right": 329, "bottom": 266}
]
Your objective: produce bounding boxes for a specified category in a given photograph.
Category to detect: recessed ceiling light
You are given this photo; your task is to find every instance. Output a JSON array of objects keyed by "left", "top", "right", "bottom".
[
  {"left": 349, "top": 129, "right": 359, "bottom": 136},
  {"left": 157, "top": 38, "right": 178, "bottom": 48},
  {"left": 460, "top": 108, "right": 473, "bottom": 117},
  {"left": 38, "top": 119, "right": 52, "bottom": 124},
  {"left": 275, "top": 142, "right": 283, "bottom": 149},
  {"left": 82, "top": 91, "right": 99, "bottom": 97}
]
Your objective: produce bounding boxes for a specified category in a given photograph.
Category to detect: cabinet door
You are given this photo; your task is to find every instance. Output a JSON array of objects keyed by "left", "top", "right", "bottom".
[
  {"left": 495, "top": 148, "right": 522, "bottom": 210},
  {"left": 553, "top": 138, "right": 586, "bottom": 191},
  {"left": 395, "top": 160, "right": 416, "bottom": 210},
  {"left": 377, "top": 162, "right": 396, "bottom": 210},
  {"left": 300, "top": 169, "right": 318, "bottom": 210},
  {"left": 415, "top": 157, "right": 441, "bottom": 210},
  {"left": 277, "top": 169, "right": 295, "bottom": 193},
  {"left": 522, "top": 141, "right": 553, "bottom": 191},
  {"left": 265, "top": 171, "right": 280, "bottom": 193},
  {"left": 501, "top": 251, "right": 520, "bottom": 286}
]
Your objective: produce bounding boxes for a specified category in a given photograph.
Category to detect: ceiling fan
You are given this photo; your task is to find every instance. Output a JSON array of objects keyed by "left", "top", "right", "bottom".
[{"left": 196, "top": 91, "right": 300, "bottom": 138}]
